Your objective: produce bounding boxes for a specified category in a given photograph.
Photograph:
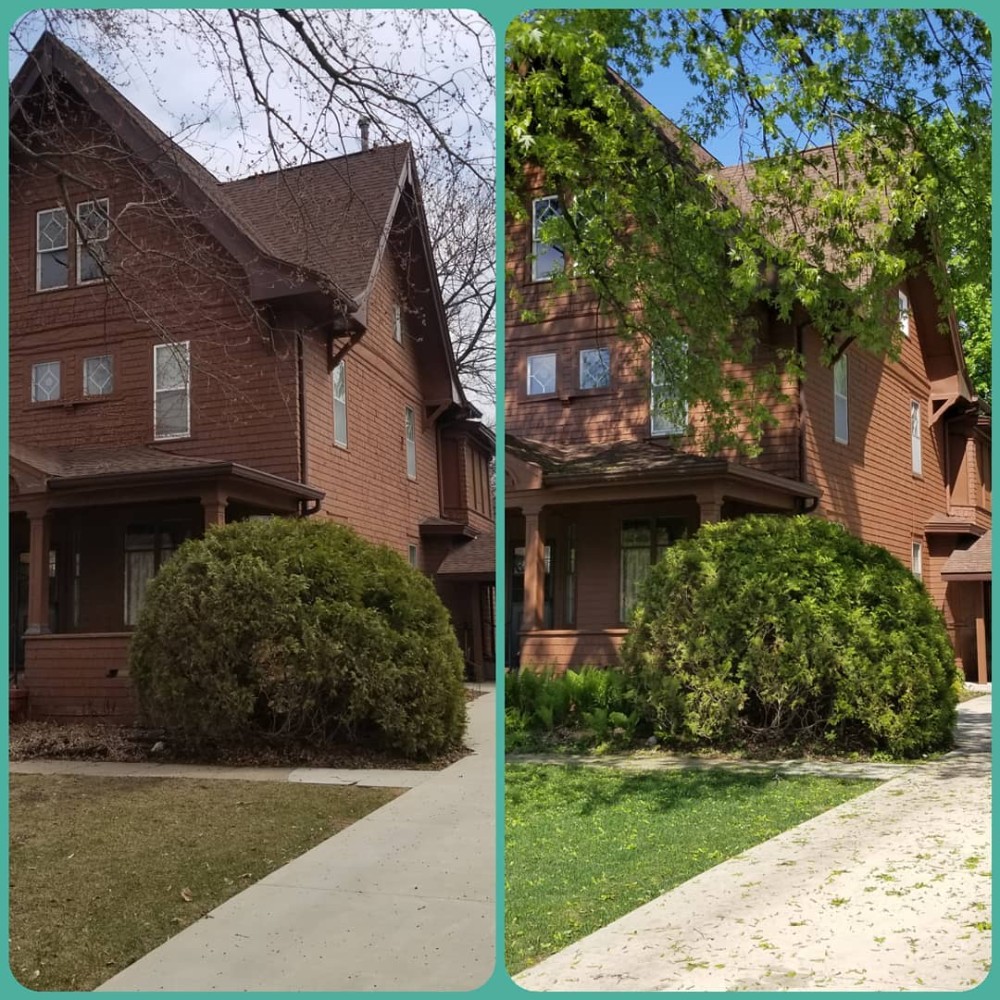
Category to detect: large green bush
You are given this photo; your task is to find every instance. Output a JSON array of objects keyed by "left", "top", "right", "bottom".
[
  {"left": 622, "top": 515, "right": 961, "bottom": 757},
  {"left": 129, "top": 517, "right": 466, "bottom": 757}
]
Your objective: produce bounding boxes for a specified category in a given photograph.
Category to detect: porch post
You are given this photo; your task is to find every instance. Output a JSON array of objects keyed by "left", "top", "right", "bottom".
[
  {"left": 697, "top": 487, "right": 723, "bottom": 526},
  {"left": 523, "top": 505, "right": 545, "bottom": 632},
  {"left": 201, "top": 491, "right": 228, "bottom": 530},
  {"left": 25, "top": 508, "right": 51, "bottom": 635},
  {"left": 975, "top": 583, "right": 988, "bottom": 685}
]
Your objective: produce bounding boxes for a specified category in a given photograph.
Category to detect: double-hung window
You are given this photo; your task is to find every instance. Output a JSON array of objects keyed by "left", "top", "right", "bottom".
[
  {"left": 620, "top": 517, "right": 686, "bottom": 621},
  {"left": 833, "top": 355, "right": 849, "bottom": 444},
  {"left": 898, "top": 289, "right": 911, "bottom": 338},
  {"left": 405, "top": 406, "right": 417, "bottom": 479},
  {"left": 332, "top": 361, "right": 348, "bottom": 447},
  {"left": 650, "top": 348, "right": 687, "bottom": 436},
  {"left": 154, "top": 342, "right": 191, "bottom": 439},
  {"left": 31, "top": 361, "right": 61, "bottom": 402},
  {"left": 531, "top": 195, "right": 564, "bottom": 281},
  {"left": 77, "top": 199, "right": 110, "bottom": 283},
  {"left": 579, "top": 347, "right": 611, "bottom": 389},
  {"left": 527, "top": 353, "right": 556, "bottom": 395},
  {"left": 911, "top": 401, "right": 922, "bottom": 475},
  {"left": 36, "top": 208, "right": 69, "bottom": 290}
]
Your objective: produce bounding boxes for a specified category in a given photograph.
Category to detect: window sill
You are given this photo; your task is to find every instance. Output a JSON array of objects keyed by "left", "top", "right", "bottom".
[
  {"left": 522, "top": 392, "right": 559, "bottom": 403},
  {"left": 152, "top": 434, "right": 192, "bottom": 444}
]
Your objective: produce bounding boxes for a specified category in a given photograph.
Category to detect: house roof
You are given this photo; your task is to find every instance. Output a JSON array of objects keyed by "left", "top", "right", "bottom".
[
  {"left": 435, "top": 532, "right": 495, "bottom": 578},
  {"left": 941, "top": 531, "right": 992, "bottom": 581},
  {"left": 506, "top": 435, "right": 820, "bottom": 498}
]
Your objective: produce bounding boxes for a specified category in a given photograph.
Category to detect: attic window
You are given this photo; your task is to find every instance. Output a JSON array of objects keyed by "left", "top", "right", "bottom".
[
  {"left": 531, "top": 196, "right": 564, "bottom": 281},
  {"left": 898, "top": 289, "right": 910, "bottom": 337},
  {"left": 77, "top": 199, "right": 110, "bottom": 283},
  {"left": 36, "top": 208, "right": 69, "bottom": 291}
]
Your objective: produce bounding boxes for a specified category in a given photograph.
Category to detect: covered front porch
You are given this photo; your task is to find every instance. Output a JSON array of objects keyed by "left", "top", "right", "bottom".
[
  {"left": 506, "top": 436, "right": 820, "bottom": 672},
  {"left": 9, "top": 442, "right": 323, "bottom": 721}
]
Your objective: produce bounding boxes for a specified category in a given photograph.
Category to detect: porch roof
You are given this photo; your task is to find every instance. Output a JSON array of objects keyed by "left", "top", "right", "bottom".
[
  {"left": 941, "top": 531, "right": 992, "bottom": 582},
  {"left": 436, "top": 532, "right": 495, "bottom": 579},
  {"left": 10, "top": 441, "right": 323, "bottom": 502},
  {"left": 506, "top": 435, "right": 820, "bottom": 499}
]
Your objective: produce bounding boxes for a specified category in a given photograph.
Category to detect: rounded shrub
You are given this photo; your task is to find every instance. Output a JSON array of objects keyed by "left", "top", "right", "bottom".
[
  {"left": 129, "top": 517, "right": 466, "bottom": 757},
  {"left": 621, "top": 515, "right": 960, "bottom": 757}
]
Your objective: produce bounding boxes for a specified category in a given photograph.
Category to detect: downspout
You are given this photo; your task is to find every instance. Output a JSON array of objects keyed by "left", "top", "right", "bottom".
[{"left": 296, "top": 330, "right": 321, "bottom": 517}]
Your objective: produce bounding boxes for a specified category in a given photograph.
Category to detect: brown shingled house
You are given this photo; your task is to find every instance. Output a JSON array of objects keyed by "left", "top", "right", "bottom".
[
  {"left": 9, "top": 33, "right": 495, "bottom": 721},
  {"left": 506, "top": 76, "right": 990, "bottom": 683}
]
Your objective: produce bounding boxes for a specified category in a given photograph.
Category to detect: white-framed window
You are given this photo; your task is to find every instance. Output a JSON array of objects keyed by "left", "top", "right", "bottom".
[
  {"left": 405, "top": 405, "right": 417, "bottom": 479},
  {"left": 124, "top": 522, "right": 189, "bottom": 626},
  {"left": 36, "top": 207, "right": 69, "bottom": 290},
  {"left": 393, "top": 303, "right": 402, "bottom": 343},
  {"left": 620, "top": 517, "right": 686, "bottom": 621},
  {"left": 527, "top": 352, "right": 556, "bottom": 395},
  {"left": 898, "top": 288, "right": 911, "bottom": 338},
  {"left": 76, "top": 199, "right": 110, "bottom": 283},
  {"left": 153, "top": 341, "right": 191, "bottom": 440},
  {"left": 408, "top": 544, "right": 418, "bottom": 568},
  {"left": 31, "top": 361, "right": 61, "bottom": 402},
  {"left": 912, "top": 540, "right": 923, "bottom": 579},
  {"left": 83, "top": 354, "right": 114, "bottom": 397},
  {"left": 579, "top": 347, "right": 611, "bottom": 389},
  {"left": 911, "top": 400, "right": 922, "bottom": 475},
  {"left": 531, "top": 195, "right": 564, "bottom": 281},
  {"left": 833, "top": 355, "right": 849, "bottom": 444},
  {"left": 651, "top": 348, "right": 687, "bottom": 436},
  {"left": 332, "top": 360, "right": 348, "bottom": 447}
]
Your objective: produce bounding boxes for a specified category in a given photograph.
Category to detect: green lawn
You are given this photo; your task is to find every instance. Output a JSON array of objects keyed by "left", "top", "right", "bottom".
[
  {"left": 9, "top": 774, "right": 401, "bottom": 991},
  {"left": 505, "top": 764, "right": 877, "bottom": 974}
]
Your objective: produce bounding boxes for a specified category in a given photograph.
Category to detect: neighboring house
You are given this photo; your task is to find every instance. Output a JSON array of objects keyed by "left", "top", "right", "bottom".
[
  {"left": 8, "top": 33, "right": 495, "bottom": 721},
  {"left": 506, "top": 80, "right": 990, "bottom": 683}
]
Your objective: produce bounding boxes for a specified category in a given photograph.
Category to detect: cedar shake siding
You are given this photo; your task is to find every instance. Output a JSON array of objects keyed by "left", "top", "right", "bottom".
[
  {"left": 507, "top": 82, "right": 989, "bottom": 679},
  {"left": 9, "top": 33, "right": 495, "bottom": 719}
]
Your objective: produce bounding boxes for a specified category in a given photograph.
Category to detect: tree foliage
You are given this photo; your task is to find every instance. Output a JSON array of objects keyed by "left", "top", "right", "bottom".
[{"left": 507, "top": 9, "right": 991, "bottom": 440}]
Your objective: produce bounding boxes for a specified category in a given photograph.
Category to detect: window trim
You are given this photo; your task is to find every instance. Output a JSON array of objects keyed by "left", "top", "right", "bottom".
[
  {"left": 531, "top": 195, "right": 564, "bottom": 282},
  {"left": 332, "top": 360, "right": 348, "bottom": 448},
  {"left": 76, "top": 198, "right": 110, "bottom": 285},
  {"left": 526, "top": 352, "right": 557, "bottom": 397},
  {"left": 153, "top": 341, "right": 191, "bottom": 441},
  {"left": 833, "top": 354, "right": 849, "bottom": 445},
  {"left": 911, "top": 400, "right": 922, "bottom": 476},
  {"left": 83, "top": 353, "right": 114, "bottom": 398},
  {"left": 405, "top": 405, "right": 417, "bottom": 480},
  {"left": 579, "top": 347, "right": 611, "bottom": 390},
  {"left": 36, "top": 207, "right": 69, "bottom": 292},
  {"left": 31, "top": 360, "right": 62, "bottom": 403},
  {"left": 898, "top": 288, "right": 911, "bottom": 338}
]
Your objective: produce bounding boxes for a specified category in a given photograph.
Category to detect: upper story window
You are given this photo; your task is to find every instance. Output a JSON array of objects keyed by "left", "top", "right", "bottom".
[
  {"left": 154, "top": 342, "right": 191, "bottom": 440},
  {"left": 579, "top": 347, "right": 611, "bottom": 389},
  {"left": 393, "top": 303, "right": 403, "bottom": 343},
  {"left": 531, "top": 196, "right": 564, "bottom": 281},
  {"left": 898, "top": 288, "right": 911, "bottom": 337},
  {"left": 36, "top": 208, "right": 69, "bottom": 290},
  {"left": 83, "top": 354, "right": 114, "bottom": 397},
  {"left": 833, "top": 355, "right": 849, "bottom": 444},
  {"left": 650, "top": 347, "right": 687, "bottom": 436},
  {"left": 332, "top": 361, "right": 348, "bottom": 447},
  {"left": 76, "top": 199, "right": 110, "bottom": 284},
  {"left": 31, "top": 360, "right": 61, "bottom": 402},
  {"left": 527, "top": 353, "right": 556, "bottom": 396},
  {"left": 405, "top": 405, "right": 417, "bottom": 479},
  {"left": 910, "top": 400, "right": 922, "bottom": 476}
]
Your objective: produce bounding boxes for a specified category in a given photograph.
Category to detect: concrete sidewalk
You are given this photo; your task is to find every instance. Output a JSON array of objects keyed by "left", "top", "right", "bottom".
[
  {"left": 516, "top": 696, "right": 991, "bottom": 992},
  {"left": 97, "top": 686, "right": 496, "bottom": 991}
]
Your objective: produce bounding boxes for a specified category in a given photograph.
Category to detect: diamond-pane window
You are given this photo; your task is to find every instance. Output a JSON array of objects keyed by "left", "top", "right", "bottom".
[
  {"left": 37, "top": 208, "right": 69, "bottom": 290},
  {"left": 332, "top": 361, "right": 348, "bottom": 447},
  {"left": 31, "top": 361, "right": 61, "bottom": 402},
  {"left": 77, "top": 200, "right": 110, "bottom": 284},
  {"left": 527, "top": 353, "right": 556, "bottom": 395},
  {"left": 405, "top": 406, "right": 417, "bottom": 479},
  {"left": 84, "top": 355, "right": 113, "bottom": 396},
  {"left": 532, "top": 196, "right": 564, "bottom": 280},
  {"left": 579, "top": 347, "right": 611, "bottom": 389}
]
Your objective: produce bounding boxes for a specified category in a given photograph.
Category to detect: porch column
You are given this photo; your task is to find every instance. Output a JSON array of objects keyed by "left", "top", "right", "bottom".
[
  {"left": 697, "top": 487, "right": 723, "bottom": 526},
  {"left": 975, "top": 583, "right": 988, "bottom": 685},
  {"left": 522, "top": 506, "right": 546, "bottom": 632},
  {"left": 25, "top": 508, "right": 51, "bottom": 635},
  {"left": 201, "top": 491, "right": 228, "bottom": 530}
]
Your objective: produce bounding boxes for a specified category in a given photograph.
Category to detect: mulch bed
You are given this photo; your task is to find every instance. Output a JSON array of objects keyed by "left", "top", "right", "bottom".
[{"left": 9, "top": 721, "right": 469, "bottom": 770}]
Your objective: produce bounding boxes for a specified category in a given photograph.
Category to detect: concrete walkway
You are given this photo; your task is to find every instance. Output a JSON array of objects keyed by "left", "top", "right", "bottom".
[
  {"left": 516, "top": 696, "right": 991, "bottom": 992},
  {"left": 95, "top": 686, "right": 495, "bottom": 991}
]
